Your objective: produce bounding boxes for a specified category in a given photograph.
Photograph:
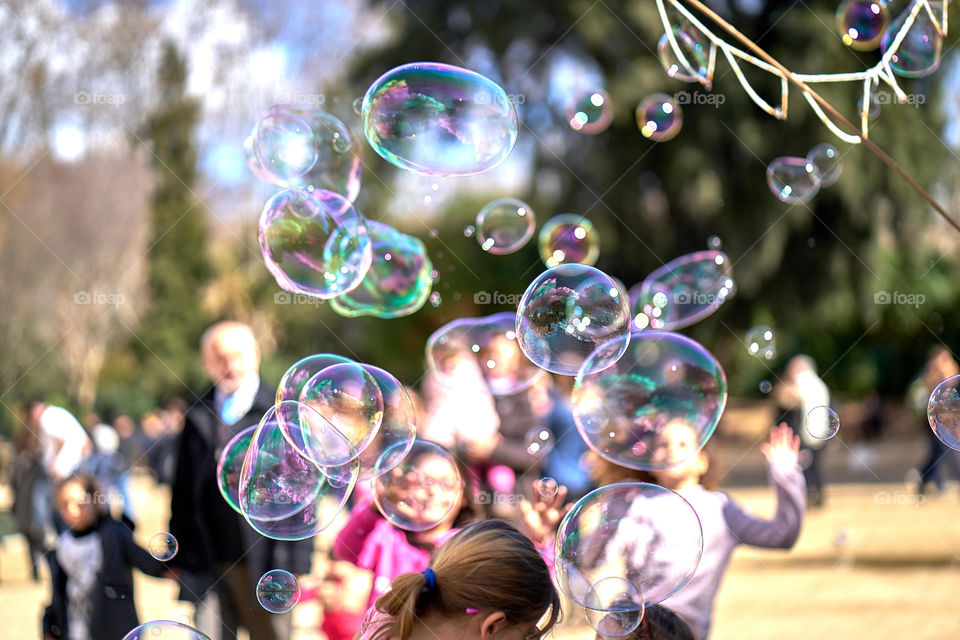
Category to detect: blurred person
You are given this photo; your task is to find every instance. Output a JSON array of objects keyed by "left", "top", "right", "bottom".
[
  {"left": 42, "top": 473, "right": 174, "bottom": 640},
  {"left": 112, "top": 414, "right": 145, "bottom": 522},
  {"left": 543, "top": 375, "right": 593, "bottom": 500},
  {"left": 169, "top": 321, "right": 312, "bottom": 640},
  {"left": 774, "top": 355, "right": 830, "bottom": 507},
  {"left": 910, "top": 346, "right": 960, "bottom": 495},
  {"left": 81, "top": 415, "right": 132, "bottom": 528},
  {"left": 11, "top": 422, "right": 47, "bottom": 581},
  {"left": 355, "top": 520, "right": 561, "bottom": 640}
]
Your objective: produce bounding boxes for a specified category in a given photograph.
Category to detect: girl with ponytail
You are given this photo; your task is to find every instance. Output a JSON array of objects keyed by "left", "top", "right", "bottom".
[{"left": 356, "top": 519, "right": 562, "bottom": 640}]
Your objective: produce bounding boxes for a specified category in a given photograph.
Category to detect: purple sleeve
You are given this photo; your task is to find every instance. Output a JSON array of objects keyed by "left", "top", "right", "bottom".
[{"left": 722, "top": 459, "right": 806, "bottom": 548}]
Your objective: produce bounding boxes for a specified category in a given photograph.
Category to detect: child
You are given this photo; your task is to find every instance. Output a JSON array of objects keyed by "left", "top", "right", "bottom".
[
  {"left": 650, "top": 420, "right": 805, "bottom": 639},
  {"left": 43, "top": 473, "right": 173, "bottom": 640},
  {"left": 356, "top": 519, "right": 561, "bottom": 640}
]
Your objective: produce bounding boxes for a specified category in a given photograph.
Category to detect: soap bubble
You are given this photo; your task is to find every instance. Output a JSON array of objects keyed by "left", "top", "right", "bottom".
[
  {"left": 353, "top": 364, "right": 417, "bottom": 481},
  {"left": 276, "top": 354, "right": 354, "bottom": 406},
  {"left": 149, "top": 532, "right": 178, "bottom": 561},
  {"left": 537, "top": 476, "right": 560, "bottom": 498},
  {"left": 217, "top": 426, "right": 256, "bottom": 513},
  {"left": 463, "top": 224, "right": 476, "bottom": 238},
  {"left": 766, "top": 156, "right": 820, "bottom": 204},
  {"left": 252, "top": 111, "right": 318, "bottom": 182},
  {"left": 538, "top": 214, "right": 600, "bottom": 268},
  {"left": 707, "top": 235, "right": 722, "bottom": 250},
  {"left": 427, "top": 313, "right": 546, "bottom": 396},
  {"left": 516, "top": 264, "right": 632, "bottom": 376},
  {"left": 242, "top": 404, "right": 358, "bottom": 540},
  {"left": 584, "top": 577, "right": 645, "bottom": 637},
  {"left": 805, "top": 406, "right": 841, "bottom": 440},
  {"left": 122, "top": 621, "right": 210, "bottom": 640},
  {"left": 836, "top": 0, "right": 890, "bottom": 50},
  {"left": 476, "top": 198, "right": 536, "bottom": 254},
  {"left": 881, "top": 2, "right": 943, "bottom": 78},
  {"left": 927, "top": 375, "right": 960, "bottom": 450},
  {"left": 629, "top": 251, "right": 734, "bottom": 331},
  {"left": 361, "top": 62, "right": 519, "bottom": 176},
  {"left": 568, "top": 90, "right": 613, "bottom": 135},
  {"left": 258, "top": 188, "right": 372, "bottom": 298},
  {"left": 807, "top": 143, "right": 842, "bottom": 187},
  {"left": 759, "top": 380, "right": 773, "bottom": 394},
  {"left": 555, "top": 483, "right": 703, "bottom": 607},
  {"left": 745, "top": 326, "right": 777, "bottom": 360},
  {"left": 636, "top": 94, "right": 683, "bottom": 142},
  {"left": 372, "top": 440, "right": 463, "bottom": 531},
  {"left": 657, "top": 24, "right": 712, "bottom": 84},
  {"left": 525, "top": 426, "right": 555, "bottom": 457},
  {"left": 572, "top": 330, "right": 727, "bottom": 471},
  {"left": 330, "top": 220, "right": 434, "bottom": 319},
  {"left": 257, "top": 569, "right": 301, "bottom": 613}
]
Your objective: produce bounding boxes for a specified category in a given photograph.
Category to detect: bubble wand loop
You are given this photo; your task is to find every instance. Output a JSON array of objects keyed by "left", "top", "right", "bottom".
[{"left": 669, "top": 0, "right": 960, "bottom": 234}]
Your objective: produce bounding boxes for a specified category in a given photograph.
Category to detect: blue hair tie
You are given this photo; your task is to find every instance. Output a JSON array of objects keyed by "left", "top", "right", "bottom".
[{"left": 422, "top": 568, "right": 436, "bottom": 590}]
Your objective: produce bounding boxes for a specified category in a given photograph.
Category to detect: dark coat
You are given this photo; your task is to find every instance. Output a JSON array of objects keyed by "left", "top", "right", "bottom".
[
  {"left": 43, "top": 517, "right": 167, "bottom": 640},
  {"left": 168, "top": 382, "right": 313, "bottom": 602}
]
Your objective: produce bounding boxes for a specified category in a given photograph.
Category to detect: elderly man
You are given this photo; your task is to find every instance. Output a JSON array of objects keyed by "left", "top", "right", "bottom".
[{"left": 169, "top": 321, "right": 312, "bottom": 640}]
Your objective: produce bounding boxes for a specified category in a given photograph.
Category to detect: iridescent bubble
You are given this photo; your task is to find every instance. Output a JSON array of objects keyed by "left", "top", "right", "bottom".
[
  {"left": 516, "top": 264, "right": 632, "bottom": 376},
  {"left": 805, "top": 406, "right": 840, "bottom": 440},
  {"left": 538, "top": 214, "right": 600, "bottom": 268},
  {"left": 657, "top": 24, "right": 711, "bottom": 84},
  {"left": 881, "top": 2, "right": 943, "bottom": 78},
  {"left": 250, "top": 106, "right": 363, "bottom": 202},
  {"left": 252, "top": 111, "right": 319, "bottom": 181},
  {"left": 476, "top": 198, "right": 536, "bottom": 255},
  {"left": 572, "top": 331, "right": 727, "bottom": 471},
  {"left": 707, "top": 235, "right": 722, "bottom": 250},
  {"left": 149, "top": 532, "right": 178, "bottom": 561},
  {"left": 525, "top": 426, "right": 555, "bottom": 457},
  {"left": 567, "top": 90, "right": 613, "bottom": 135},
  {"left": 463, "top": 224, "right": 476, "bottom": 238},
  {"left": 745, "top": 326, "right": 777, "bottom": 360},
  {"left": 429, "top": 291, "right": 442, "bottom": 307},
  {"left": 299, "top": 363, "right": 385, "bottom": 464},
  {"left": 258, "top": 189, "right": 372, "bottom": 298},
  {"left": 766, "top": 157, "right": 821, "bottom": 204},
  {"left": 584, "top": 577, "right": 645, "bottom": 637},
  {"left": 257, "top": 569, "right": 301, "bottom": 614},
  {"left": 353, "top": 364, "right": 417, "bottom": 481},
  {"left": 372, "top": 440, "right": 463, "bottom": 531},
  {"left": 217, "top": 426, "right": 256, "bottom": 514},
  {"left": 807, "top": 143, "right": 842, "bottom": 187},
  {"left": 277, "top": 354, "right": 355, "bottom": 406},
  {"left": 836, "top": 0, "right": 890, "bottom": 50},
  {"left": 537, "top": 477, "right": 559, "bottom": 497},
  {"left": 330, "top": 221, "right": 434, "bottom": 319},
  {"left": 361, "top": 62, "right": 519, "bottom": 176},
  {"left": 122, "top": 621, "right": 210, "bottom": 640},
  {"left": 352, "top": 97, "right": 363, "bottom": 115},
  {"left": 629, "top": 251, "right": 734, "bottom": 331},
  {"left": 759, "top": 380, "right": 773, "bottom": 394},
  {"left": 427, "top": 313, "right": 546, "bottom": 396},
  {"left": 927, "top": 375, "right": 960, "bottom": 451},
  {"left": 555, "top": 483, "right": 703, "bottom": 607},
  {"left": 636, "top": 94, "right": 683, "bottom": 142},
  {"left": 242, "top": 404, "right": 358, "bottom": 540}
]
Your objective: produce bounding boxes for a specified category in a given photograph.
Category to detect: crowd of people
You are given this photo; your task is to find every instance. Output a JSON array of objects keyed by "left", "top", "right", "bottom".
[{"left": 4, "top": 319, "right": 958, "bottom": 640}]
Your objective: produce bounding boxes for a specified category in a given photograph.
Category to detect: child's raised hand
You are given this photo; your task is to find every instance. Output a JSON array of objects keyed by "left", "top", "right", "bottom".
[
  {"left": 760, "top": 422, "right": 801, "bottom": 467},
  {"left": 519, "top": 481, "right": 572, "bottom": 546}
]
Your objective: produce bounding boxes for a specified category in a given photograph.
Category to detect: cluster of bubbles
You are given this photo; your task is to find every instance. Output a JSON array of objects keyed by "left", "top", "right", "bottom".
[
  {"left": 927, "top": 375, "right": 960, "bottom": 451},
  {"left": 629, "top": 251, "right": 734, "bottom": 331},
  {"left": 538, "top": 214, "right": 601, "bottom": 268},
  {"left": 766, "top": 143, "right": 842, "bottom": 205},
  {"left": 149, "top": 532, "right": 179, "bottom": 562},
  {"left": 256, "top": 569, "right": 301, "bottom": 614},
  {"left": 475, "top": 198, "right": 537, "bottom": 254},
  {"left": 745, "top": 325, "right": 777, "bottom": 360},
  {"left": 805, "top": 406, "right": 841, "bottom": 440},
  {"left": 555, "top": 482, "right": 703, "bottom": 631}
]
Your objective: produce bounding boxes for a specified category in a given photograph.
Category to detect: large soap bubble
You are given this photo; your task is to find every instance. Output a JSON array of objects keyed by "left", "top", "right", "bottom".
[
  {"left": 572, "top": 331, "right": 727, "bottom": 471},
  {"left": 427, "top": 312, "right": 546, "bottom": 396},
  {"left": 372, "top": 440, "right": 463, "bottom": 532},
  {"left": 258, "top": 188, "right": 372, "bottom": 298},
  {"left": 927, "top": 375, "right": 960, "bottom": 451},
  {"left": 516, "top": 265, "right": 631, "bottom": 376},
  {"left": 629, "top": 251, "right": 733, "bottom": 331},
  {"left": 584, "top": 577, "right": 645, "bottom": 637},
  {"left": 277, "top": 354, "right": 355, "bottom": 406},
  {"left": 122, "top": 621, "right": 210, "bottom": 640},
  {"left": 362, "top": 62, "right": 519, "bottom": 176},
  {"left": 555, "top": 483, "right": 703, "bottom": 607},
  {"left": 353, "top": 364, "right": 417, "bottom": 481},
  {"left": 330, "top": 220, "right": 433, "bottom": 319}
]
